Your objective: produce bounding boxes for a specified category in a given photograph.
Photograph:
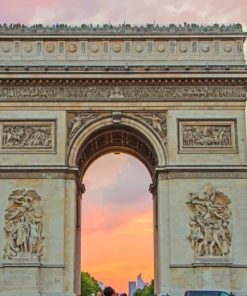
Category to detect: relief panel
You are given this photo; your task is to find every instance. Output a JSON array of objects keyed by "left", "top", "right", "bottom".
[
  {"left": 186, "top": 183, "right": 232, "bottom": 258},
  {"left": 67, "top": 112, "right": 100, "bottom": 141},
  {"left": 3, "top": 189, "right": 44, "bottom": 260},
  {"left": 178, "top": 120, "right": 237, "bottom": 153},
  {"left": 0, "top": 120, "right": 56, "bottom": 153},
  {"left": 134, "top": 112, "right": 167, "bottom": 143}
]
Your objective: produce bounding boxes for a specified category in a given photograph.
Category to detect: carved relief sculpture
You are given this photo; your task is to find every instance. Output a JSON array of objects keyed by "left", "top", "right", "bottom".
[
  {"left": 1, "top": 121, "right": 55, "bottom": 152},
  {"left": 186, "top": 183, "right": 232, "bottom": 257},
  {"left": 0, "top": 85, "right": 245, "bottom": 101},
  {"left": 3, "top": 189, "right": 44, "bottom": 259},
  {"left": 179, "top": 120, "right": 236, "bottom": 153},
  {"left": 136, "top": 112, "right": 167, "bottom": 143},
  {"left": 67, "top": 112, "right": 99, "bottom": 140}
]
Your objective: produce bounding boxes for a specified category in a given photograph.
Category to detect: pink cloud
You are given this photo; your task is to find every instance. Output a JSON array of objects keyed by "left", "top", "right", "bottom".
[
  {"left": 83, "top": 153, "right": 131, "bottom": 191},
  {"left": 1, "top": 0, "right": 246, "bottom": 29},
  {"left": 0, "top": 0, "right": 58, "bottom": 24},
  {"left": 83, "top": 154, "right": 151, "bottom": 207},
  {"left": 81, "top": 154, "right": 152, "bottom": 235}
]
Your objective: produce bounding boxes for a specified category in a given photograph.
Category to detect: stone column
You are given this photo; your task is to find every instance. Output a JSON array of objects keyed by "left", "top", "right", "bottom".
[
  {"left": 75, "top": 182, "right": 85, "bottom": 296},
  {"left": 156, "top": 172, "right": 170, "bottom": 296},
  {"left": 64, "top": 178, "right": 77, "bottom": 296},
  {"left": 151, "top": 185, "right": 159, "bottom": 295}
]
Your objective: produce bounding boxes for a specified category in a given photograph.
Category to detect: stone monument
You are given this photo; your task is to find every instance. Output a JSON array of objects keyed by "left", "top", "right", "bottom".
[{"left": 0, "top": 23, "right": 246, "bottom": 296}]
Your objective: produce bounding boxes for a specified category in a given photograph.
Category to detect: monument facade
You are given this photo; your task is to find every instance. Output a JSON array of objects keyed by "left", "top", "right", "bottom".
[{"left": 0, "top": 23, "right": 246, "bottom": 296}]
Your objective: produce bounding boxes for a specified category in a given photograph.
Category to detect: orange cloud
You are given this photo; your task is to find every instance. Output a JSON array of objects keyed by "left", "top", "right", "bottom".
[{"left": 81, "top": 209, "right": 154, "bottom": 292}]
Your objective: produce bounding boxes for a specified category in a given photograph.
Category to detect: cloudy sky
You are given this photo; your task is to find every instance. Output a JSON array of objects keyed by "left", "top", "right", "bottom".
[
  {"left": 1, "top": 0, "right": 247, "bottom": 292},
  {"left": 1, "top": 0, "right": 247, "bottom": 27}
]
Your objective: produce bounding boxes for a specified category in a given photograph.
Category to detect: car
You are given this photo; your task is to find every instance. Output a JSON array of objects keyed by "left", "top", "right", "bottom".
[{"left": 184, "top": 291, "right": 233, "bottom": 296}]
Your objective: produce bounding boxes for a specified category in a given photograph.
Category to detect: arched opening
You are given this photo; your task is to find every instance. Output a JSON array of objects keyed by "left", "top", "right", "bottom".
[
  {"left": 81, "top": 153, "right": 153, "bottom": 293},
  {"left": 68, "top": 117, "right": 166, "bottom": 296}
]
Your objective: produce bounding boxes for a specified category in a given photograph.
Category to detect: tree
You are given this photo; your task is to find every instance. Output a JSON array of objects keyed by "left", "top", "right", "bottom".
[
  {"left": 134, "top": 280, "right": 154, "bottom": 296},
  {"left": 81, "top": 272, "right": 102, "bottom": 296}
]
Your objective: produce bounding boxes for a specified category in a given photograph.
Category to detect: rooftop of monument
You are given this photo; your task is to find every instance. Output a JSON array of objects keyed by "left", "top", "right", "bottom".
[
  {"left": 0, "top": 23, "right": 245, "bottom": 67},
  {"left": 0, "top": 23, "right": 245, "bottom": 35}
]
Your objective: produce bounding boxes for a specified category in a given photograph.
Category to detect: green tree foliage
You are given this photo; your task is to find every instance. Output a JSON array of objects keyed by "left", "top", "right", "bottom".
[
  {"left": 134, "top": 280, "right": 154, "bottom": 296},
  {"left": 81, "top": 272, "right": 102, "bottom": 296}
]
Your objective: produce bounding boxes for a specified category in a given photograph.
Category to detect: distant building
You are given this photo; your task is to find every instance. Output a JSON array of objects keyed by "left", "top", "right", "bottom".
[
  {"left": 98, "top": 282, "right": 104, "bottom": 290},
  {"left": 136, "top": 274, "right": 145, "bottom": 290},
  {"left": 128, "top": 281, "right": 136, "bottom": 296},
  {"left": 128, "top": 274, "right": 146, "bottom": 296}
]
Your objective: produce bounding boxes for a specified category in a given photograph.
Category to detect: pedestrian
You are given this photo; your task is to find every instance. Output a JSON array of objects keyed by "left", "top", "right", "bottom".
[{"left": 103, "top": 287, "right": 115, "bottom": 296}]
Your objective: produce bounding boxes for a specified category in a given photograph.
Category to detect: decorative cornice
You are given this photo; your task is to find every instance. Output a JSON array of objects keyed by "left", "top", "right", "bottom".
[
  {"left": 0, "top": 65, "right": 247, "bottom": 74},
  {"left": 0, "top": 78, "right": 246, "bottom": 85},
  {"left": 0, "top": 23, "right": 244, "bottom": 35},
  {"left": 0, "top": 167, "right": 78, "bottom": 180}
]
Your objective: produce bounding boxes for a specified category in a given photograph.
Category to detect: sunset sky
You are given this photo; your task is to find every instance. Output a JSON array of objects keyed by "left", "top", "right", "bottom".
[
  {"left": 82, "top": 154, "right": 153, "bottom": 292},
  {"left": 1, "top": 0, "right": 247, "bottom": 292}
]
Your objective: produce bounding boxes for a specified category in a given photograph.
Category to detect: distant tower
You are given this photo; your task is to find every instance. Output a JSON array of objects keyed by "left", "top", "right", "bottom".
[
  {"left": 128, "top": 281, "right": 136, "bottom": 296},
  {"left": 98, "top": 282, "right": 104, "bottom": 290},
  {"left": 136, "top": 274, "right": 145, "bottom": 290}
]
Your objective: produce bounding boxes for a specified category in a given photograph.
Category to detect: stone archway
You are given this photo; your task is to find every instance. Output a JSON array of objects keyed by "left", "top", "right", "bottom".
[
  {"left": 67, "top": 113, "right": 168, "bottom": 295},
  {"left": 0, "top": 24, "right": 247, "bottom": 296}
]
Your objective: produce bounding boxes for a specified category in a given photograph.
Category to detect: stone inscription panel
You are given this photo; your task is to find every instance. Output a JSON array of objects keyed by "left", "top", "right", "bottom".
[
  {"left": 3, "top": 267, "right": 39, "bottom": 291},
  {"left": 178, "top": 120, "right": 237, "bottom": 153},
  {"left": 0, "top": 120, "right": 56, "bottom": 153}
]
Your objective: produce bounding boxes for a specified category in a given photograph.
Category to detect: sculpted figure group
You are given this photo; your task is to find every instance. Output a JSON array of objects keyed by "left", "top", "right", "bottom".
[
  {"left": 186, "top": 183, "right": 231, "bottom": 257},
  {"left": 2, "top": 125, "right": 52, "bottom": 148},
  {"left": 138, "top": 112, "right": 167, "bottom": 142},
  {"left": 3, "top": 189, "right": 44, "bottom": 259},
  {"left": 183, "top": 125, "right": 232, "bottom": 147},
  {"left": 68, "top": 112, "right": 98, "bottom": 139}
]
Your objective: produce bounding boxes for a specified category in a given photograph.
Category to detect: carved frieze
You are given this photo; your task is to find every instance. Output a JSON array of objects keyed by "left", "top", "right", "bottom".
[
  {"left": 0, "top": 121, "right": 56, "bottom": 152},
  {"left": 186, "top": 183, "right": 232, "bottom": 257},
  {"left": 67, "top": 112, "right": 99, "bottom": 140},
  {"left": 0, "top": 85, "right": 245, "bottom": 102},
  {"left": 178, "top": 120, "right": 237, "bottom": 153},
  {"left": 135, "top": 112, "right": 167, "bottom": 143},
  {"left": 3, "top": 189, "right": 44, "bottom": 260}
]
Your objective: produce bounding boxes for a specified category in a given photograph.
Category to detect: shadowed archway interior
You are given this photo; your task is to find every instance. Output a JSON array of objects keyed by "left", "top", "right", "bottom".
[{"left": 77, "top": 125, "right": 158, "bottom": 179}]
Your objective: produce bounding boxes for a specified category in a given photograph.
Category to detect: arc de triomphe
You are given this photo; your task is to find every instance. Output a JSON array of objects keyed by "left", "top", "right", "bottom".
[{"left": 0, "top": 24, "right": 247, "bottom": 296}]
